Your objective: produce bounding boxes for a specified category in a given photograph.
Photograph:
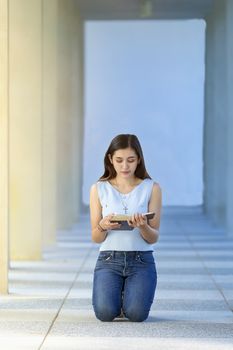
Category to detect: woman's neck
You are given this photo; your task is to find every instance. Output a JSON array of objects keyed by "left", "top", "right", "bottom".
[{"left": 112, "top": 176, "right": 140, "bottom": 189}]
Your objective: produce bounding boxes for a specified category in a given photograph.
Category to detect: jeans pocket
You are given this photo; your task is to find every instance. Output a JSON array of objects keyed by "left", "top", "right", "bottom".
[
  {"left": 137, "top": 252, "right": 155, "bottom": 265},
  {"left": 97, "top": 251, "right": 113, "bottom": 262}
]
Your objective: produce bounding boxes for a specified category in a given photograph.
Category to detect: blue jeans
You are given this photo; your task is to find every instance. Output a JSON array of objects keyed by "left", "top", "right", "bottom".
[{"left": 92, "top": 250, "right": 157, "bottom": 322}]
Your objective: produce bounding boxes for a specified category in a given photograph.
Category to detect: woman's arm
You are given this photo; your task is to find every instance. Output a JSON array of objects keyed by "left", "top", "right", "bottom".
[
  {"left": 128, "top": 183, "right": 162, "bottom": 244},
  {"left": 89, "top": 184, "right": 121, "bottom": 243}
]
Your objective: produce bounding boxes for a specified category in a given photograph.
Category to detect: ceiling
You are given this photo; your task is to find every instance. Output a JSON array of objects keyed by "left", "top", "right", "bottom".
[{"left": 75, "top": 0, "right": 214, "bottom": 20}]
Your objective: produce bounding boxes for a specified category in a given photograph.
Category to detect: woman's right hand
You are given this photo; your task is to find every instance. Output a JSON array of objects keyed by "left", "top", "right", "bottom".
[{"left": 99, "top": 213, "right": 121, "bottom": 231}]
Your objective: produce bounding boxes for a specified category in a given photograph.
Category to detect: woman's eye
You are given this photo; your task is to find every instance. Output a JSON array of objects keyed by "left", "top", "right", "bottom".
[{"left": 115, "top": 159, "right": 136, "bottom": 163}]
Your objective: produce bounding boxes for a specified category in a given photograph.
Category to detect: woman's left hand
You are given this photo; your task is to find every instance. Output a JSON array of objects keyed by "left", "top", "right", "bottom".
[{"left": 127, "top": 213, "right": 148, "bottom": 228}]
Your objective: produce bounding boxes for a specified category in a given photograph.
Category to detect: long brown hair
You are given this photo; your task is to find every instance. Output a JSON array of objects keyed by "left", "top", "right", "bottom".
[{"left": 99, "top": 134, "right": 151, "bottom": 181}]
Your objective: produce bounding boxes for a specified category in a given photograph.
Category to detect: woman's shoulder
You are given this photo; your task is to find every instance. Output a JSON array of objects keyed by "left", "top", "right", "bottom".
[
  {"left": 145, "top": 178, "right": 161, "bottom": 191},
  {"left": 90, "top": 180, "right": 108, "bottom": 191},
  {"left": 144, "top": 178, "right": 159, "bottom": 185},
  {"left": 152, "top": 180, "right": 161, "bottom": 187},
  {"left": 151, "top": 181, "right": 162, "bottom": 196},
  {"left": 90, "top": 183, "right": 97, "bottom": 195}
]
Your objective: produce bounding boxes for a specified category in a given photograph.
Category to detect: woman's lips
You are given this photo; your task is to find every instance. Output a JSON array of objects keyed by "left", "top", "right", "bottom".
[{"left": 121, "top": 171, "right": 130, "bottom": 174}]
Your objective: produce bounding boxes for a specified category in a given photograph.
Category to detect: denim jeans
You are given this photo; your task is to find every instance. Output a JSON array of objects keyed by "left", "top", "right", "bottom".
[{"left": 92, "top": 250, "right": 157, "bottom": 322}]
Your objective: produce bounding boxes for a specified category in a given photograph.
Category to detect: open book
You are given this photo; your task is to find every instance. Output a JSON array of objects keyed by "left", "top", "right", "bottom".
[{"left": 110, "top": 212, "right": 155, "bottom": 231}]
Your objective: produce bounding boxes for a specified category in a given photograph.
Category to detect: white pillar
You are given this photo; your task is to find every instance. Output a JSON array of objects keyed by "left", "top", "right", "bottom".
[
  {"left": 204, "top": 0, "right": 228, "bottom": 226},
  {"left": 70, "top": 5, "right": 84, "bottom": 222},
  {"left": 56, "top": 0, "right": 73, "bottom": 229},
  {"left": 226, "top": 0, "right": 233, "bottom": 235},
  {"left": 9, "top": 0, "right": 42, "bottom": 259},
  {"left": 42, "top": 0, "right": 58, "bottom": 246},
  {"left": 0, "top": 0, "right": 9, "bottom": 293},
  {"left": 57, "top": 0, "right": 84, "bottom": 229}
]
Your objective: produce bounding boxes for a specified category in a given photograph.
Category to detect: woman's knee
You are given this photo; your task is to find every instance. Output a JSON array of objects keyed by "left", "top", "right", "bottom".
[
  {"left": 94, "top": 305, "right": 120, "bottom": 322},
  {"left": 124, "top": 307, "right": 149, "bottom": 322}
]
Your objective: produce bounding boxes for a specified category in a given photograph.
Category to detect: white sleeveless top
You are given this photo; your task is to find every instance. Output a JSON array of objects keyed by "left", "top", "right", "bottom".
[{"left": 96, "top": 178, "right": 154, "bottom": 251}]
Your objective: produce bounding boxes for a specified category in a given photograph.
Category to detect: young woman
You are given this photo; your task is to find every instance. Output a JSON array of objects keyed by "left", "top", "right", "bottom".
[{"left": 90, "top": 134, "right": 162, "bottom": 322}]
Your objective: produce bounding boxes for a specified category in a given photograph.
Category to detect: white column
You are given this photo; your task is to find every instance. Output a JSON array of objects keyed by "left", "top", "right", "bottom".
[
  {"left": 0, "top": 0, "right": 9, "bottom": 293},
  {"left": 204, "top": 0, "right": 228, "bottom": 226},
  {"left": 70, "top": 5, "right": 84, "bottom": 222},
  {"left": 9, "top": 0, "right": 42, "bottom": 259},
  {"left": 56, "top": 0, "right": 84, "bottom": 229},
  {"left": 42, "top": 0, "right": 57, "bottom": 246},
  {"left": 56, "top": 0, "right": 73, "bottom": 229},
  {"left": 226, "top": 0, "right": 233, "bottom": 235}
]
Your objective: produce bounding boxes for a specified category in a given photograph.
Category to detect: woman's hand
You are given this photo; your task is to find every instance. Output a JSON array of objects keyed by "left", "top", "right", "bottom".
[
  {"left": 127, "top": 213, "right": 148, "bottom": 229},
  {"left": 99, "top": 213, "right": 121, "bottom": 231}
]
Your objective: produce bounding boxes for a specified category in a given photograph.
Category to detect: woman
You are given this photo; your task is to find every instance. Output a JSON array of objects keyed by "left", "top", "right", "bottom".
[{"left": 90, "top": 134, "right": 162, "bottom": 322}]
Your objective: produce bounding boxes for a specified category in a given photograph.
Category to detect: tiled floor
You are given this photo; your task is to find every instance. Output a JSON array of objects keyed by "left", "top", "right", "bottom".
[{"left": 0, "top": 207, "right": 233, "bottom": 349}]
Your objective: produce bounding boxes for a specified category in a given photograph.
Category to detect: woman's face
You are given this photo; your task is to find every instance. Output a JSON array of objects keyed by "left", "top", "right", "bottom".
[{"left": 109, "top": 147, "right": 140, "bottom": 178}]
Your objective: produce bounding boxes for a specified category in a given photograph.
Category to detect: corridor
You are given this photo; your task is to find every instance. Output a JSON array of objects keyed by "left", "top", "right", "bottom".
[{"left": 0, "top": 208, "right": 233, "bottom": 349}]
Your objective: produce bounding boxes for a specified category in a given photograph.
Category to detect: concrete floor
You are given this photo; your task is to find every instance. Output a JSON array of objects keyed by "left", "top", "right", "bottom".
[{"left": 0, "top": 207, "right": 233, "bottom": 350}]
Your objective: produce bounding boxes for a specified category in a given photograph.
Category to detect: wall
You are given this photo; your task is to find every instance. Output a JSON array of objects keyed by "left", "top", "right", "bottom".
[{"left": 83, "top": 20, "right": 205, "bottom": 206}]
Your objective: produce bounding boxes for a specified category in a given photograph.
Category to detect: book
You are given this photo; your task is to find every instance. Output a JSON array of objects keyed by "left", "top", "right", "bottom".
[
  {"left": 110, "top": 212, "right": 155, "bottom": 230},
  {"left": 110, "top": 212, "right": 155, "bottom": 222}
]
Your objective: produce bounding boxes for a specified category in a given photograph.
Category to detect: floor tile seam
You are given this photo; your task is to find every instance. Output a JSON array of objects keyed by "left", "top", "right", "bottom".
[
  {"left": 37, "top": 244, "right": 94, "bottom": 350},
  {"left": 180, "top": 224, "right": 233, "bottom": 314}
]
